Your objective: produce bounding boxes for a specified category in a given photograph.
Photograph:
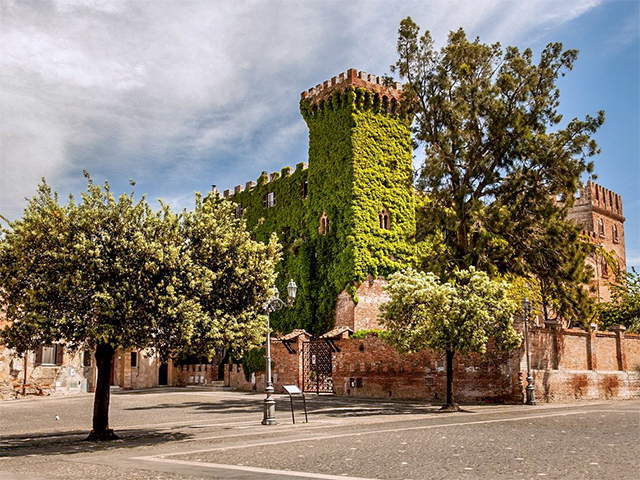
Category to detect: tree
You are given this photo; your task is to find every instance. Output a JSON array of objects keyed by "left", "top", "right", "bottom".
[
  {"left": 599, "top": 269, "right": 640, "bottom": 333},
  {"left": 0, "top": 177, "right": 278, "bottom": 440},
  {"left": 177, "top": 192, "right": 280, "bottom": 359},
  {"left": 392, "top": 19, "right": 604, "bottom": 283},
  {"left": 518, "top": 215, "right": 595, "bottom": 328},
  {"left": 380, "top": 268, "right": 520, "bottom": 410}
]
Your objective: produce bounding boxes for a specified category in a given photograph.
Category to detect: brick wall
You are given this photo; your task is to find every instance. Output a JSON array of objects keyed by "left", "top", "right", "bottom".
[
  {"left": 336, "top": 277, "right": 389, "bottom": 331},
  {"left": 226, "top": 326, "right": 640, "bottom": 404}
]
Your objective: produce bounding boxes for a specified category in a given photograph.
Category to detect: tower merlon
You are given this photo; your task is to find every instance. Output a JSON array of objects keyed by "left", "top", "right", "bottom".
[
  {"left": 300, "top": 68, "right": 403, "bottom": 105},
  {"left": 576, "top": 180, "right": 624, "bottom": 220}
]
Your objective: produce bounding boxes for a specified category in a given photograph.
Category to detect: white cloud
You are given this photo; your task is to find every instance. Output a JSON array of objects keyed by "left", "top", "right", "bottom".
[{"left": 0, "top": 0, "right": 603, "bottom": 219}]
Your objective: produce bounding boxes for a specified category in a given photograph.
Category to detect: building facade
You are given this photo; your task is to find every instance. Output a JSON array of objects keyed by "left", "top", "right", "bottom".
[
  {"left": 567, "top": 181, "right": 626, "bottom": 302},
  {"left": 227, "top": 68, "right": 627, "bottom": 335}
]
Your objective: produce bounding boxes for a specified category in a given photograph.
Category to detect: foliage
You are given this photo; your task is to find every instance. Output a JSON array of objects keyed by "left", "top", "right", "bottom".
[
  {"left": 392, "top": 18, "right": 604, "bottom": 287},
  {"left": 516, "top": 215, "right": 596, "bottom": 327},
  {"left": 178, "top": 192, "right": 280, "bottom": 359},
  {"left": 233, "top": 86, "right": 416, "bottom": 334},
  {"left": 0, "top": 178, "right": 201, "bottom": 355},
  {"left": 380, "top": 267, "right": 520, "bottom": 406},
  {"left": 381, "top": 268, "right": 520, "bottom": 354},
  {"left": 351, "top": 328, "right": 390, "bottom": 340},
  {"left": 241, "top": 347, "right": 267, "bottom": 382},
  {"left": 0, "top": 177, "right": 278, "bottom": 438},
  {"left": 599, "top": 270, "right": 640, "bottom": 332}
]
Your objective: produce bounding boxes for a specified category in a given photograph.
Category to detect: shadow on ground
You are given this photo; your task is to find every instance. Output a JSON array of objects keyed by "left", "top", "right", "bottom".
[
  {"left": 123, "top": 394, "right": 478, "bottom": 417},
  {"left": 0, "top": 428, "right": 190, "bottom": 458}
]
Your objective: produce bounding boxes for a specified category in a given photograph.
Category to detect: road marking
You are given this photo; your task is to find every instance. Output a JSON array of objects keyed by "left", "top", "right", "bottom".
[
  {"left": 138, "top": 409, "right": 627, "bottom": 459},
  {"left": 137, "top": 457, "right": 377, "bottom": 480}
]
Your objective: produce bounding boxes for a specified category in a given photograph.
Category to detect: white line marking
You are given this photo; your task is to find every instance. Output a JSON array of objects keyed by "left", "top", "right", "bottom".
[
  {"left": 142, "top": 409, "right": 625, "bottom": 458},
  {"left": 137, "top": 457, "right": 377, "bottom": 480}
]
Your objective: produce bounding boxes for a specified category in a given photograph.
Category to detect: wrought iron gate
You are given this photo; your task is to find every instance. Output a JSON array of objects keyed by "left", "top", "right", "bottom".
[{"left": 302, "top": 340, "right": 333, "bottom": 394}]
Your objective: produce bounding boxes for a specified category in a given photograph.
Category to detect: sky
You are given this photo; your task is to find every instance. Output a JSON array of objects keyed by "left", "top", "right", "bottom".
[{"left": 0, "top": 0, "right": 638, "bottom": 268}]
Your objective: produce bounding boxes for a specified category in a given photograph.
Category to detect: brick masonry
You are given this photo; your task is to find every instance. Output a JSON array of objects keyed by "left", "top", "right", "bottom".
[
  {"left": 226, "top": 325, "right": 640, "bottom": 403},
  {"left": 567, "top": 181, "right": 626, "bottom": 302}
]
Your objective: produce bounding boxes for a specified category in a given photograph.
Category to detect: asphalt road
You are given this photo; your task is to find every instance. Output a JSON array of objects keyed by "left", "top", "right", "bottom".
[{"left": 0, "top": 388, "right": 638, "bottom": 479}]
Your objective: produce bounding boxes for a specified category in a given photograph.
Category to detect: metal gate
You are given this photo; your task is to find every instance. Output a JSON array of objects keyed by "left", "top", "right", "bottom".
[{"left": 302, "top": 340, "right": 334, "bottom": 394}]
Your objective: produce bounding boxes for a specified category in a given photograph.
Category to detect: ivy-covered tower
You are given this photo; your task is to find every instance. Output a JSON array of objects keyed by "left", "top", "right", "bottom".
[{"left": 228, "top": 69, "right": 415, "bottom": 334}]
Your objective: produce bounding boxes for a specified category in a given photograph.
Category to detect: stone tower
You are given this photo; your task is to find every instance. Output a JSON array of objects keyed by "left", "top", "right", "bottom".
[
  {"left": 229, "top": 69, "right": 415, "bottom": 334},
  {"left": 567, "top": 181, "right": 626, "bottom": 302},
  {"left": 300, "top": 69, "right": 415, "bottom": 331}
]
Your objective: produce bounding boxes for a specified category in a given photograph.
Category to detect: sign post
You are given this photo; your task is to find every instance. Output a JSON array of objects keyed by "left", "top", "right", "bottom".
[{"left": 282, "top": 385, "right": 308, "bottom": 424}]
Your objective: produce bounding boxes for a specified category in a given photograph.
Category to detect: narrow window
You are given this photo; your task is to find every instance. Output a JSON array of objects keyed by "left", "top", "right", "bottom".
[
  {"left": 301, "top": 181, "right": 308, "bottom": 199},
  {"left": 131, "top": 351, "right": 138, "bottom": 368},
  {"left": 379, "top": 208, "right": 391, "bottom": 230},
  {"left": 263, "top": 192, "right": 276, "bottom": 208},
  {"left": 598, "top": 218, "right": 605, "bottom": 237},
  {"left": 601, "top": 259, "right": 609, "bottom": 278},
  {"left": 319, "top": 212, "right": 329, "bottom": 235},
  {"left": 612, "top": 225, "right": 619, "bottom": 244}
]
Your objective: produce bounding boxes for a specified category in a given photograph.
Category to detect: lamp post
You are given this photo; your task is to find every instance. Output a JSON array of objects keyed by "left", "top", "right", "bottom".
[
  {"left": 522, "top": 297, "right": 536, "bottom": 405},
  {"left": 261, "top": 279, "right": 297, "bottom": 425}
]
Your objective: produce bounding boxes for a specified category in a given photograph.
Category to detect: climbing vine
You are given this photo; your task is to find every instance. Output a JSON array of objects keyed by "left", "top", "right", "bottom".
[{"left": 231, "top": 86, "right": 416, "bottom": 335}]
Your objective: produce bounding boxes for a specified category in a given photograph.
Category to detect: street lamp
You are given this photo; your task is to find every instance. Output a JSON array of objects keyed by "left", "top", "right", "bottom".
[
  {"left": 522, "top": 297, "right": 536, "bottom": 405},
  {"left": 261, "top": 279, "right": 297, "bottom": 425}
]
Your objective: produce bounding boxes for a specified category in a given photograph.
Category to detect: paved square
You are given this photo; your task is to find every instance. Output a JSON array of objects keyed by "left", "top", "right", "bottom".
[{"left": 0, "top": 388, "right": 637, "bottom": 479}]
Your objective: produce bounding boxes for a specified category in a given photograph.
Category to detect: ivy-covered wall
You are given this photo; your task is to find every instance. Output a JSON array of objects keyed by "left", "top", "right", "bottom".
[{"left": 230, "top": 84, "right": 415, "bottom": 335}]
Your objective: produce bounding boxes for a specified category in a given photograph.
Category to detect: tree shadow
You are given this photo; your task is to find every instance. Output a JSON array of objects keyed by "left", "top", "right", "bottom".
[{"left": 0, "top": 428, "right": 191, "bottom": 458}]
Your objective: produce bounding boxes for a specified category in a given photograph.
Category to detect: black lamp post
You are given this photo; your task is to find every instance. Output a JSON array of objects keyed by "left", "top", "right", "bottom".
[
  {"left": 261, "top": 279, "right": 297, "bottom": 425},
  {"left": 522, "top": 297, "right": 536, "bottom": 405}
]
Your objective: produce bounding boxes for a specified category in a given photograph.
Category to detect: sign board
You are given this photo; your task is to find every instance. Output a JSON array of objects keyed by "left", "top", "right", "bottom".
[{"left": 283, "top": 385, "right": 302, "bottom": 395}]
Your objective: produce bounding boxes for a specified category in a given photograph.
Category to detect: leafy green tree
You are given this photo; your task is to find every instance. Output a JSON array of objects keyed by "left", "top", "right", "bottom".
[
  {"left": 0, "top": 178, "right": 278, "bottom": 440},
  {"left": 518, "top": 216, "right": 596, "bottom": 327},
  {"left": 380, "top": 268, "right": 520, "bottom": 410},
  {"left": 599, "top": 270, "right": 640, "bottom": 332},
  {"left": 392, "top": 19, "right": 604, "bottom": 285},
  {"left": 177, "top": 192, "right": 280, "bottom": 360}
]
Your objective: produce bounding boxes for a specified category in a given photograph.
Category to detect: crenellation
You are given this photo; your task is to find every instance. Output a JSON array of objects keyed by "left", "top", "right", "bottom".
[
  {"left": 300, "top": 67, "right": 402, "bottom": 104},
  {"left": 223, "top": 189, "right": 230, "bottom": 198},
  {"left": 245, "top": 181, "right": 256, "bottom": 191},
  {"left": 234, "top": 185, "right": 243, "bottom": 194},
  {"left": 270, "top": 172, "right": 279, "bottom": 182}
]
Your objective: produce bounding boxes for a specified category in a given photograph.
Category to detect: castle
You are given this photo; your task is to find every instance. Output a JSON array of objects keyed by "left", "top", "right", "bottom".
[{"left": 225, "top": 68, "right": 627, "bottom": 334}]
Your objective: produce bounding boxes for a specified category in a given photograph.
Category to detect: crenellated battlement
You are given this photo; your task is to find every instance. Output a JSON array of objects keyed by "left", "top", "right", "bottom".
[
  {"left": 300, "top": 68, "right": 403, "bottom": 105},
  {"left": 575, "top": 180, "right": 624, "bottom": 219},
  {"left": 223, "top": 162, "right": 308, "bottom": 198}
]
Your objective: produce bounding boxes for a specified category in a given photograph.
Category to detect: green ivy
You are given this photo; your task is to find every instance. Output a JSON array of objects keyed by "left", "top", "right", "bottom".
[
  {"left": 232, "top": 87, "right": 415, "bottom": 335},
  {"left": 351, "top": 328, "right": 390, "bottom": 339}
]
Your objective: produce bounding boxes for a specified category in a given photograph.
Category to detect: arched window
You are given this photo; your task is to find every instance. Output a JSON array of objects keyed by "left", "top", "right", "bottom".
[
  {"left": 601, "top": 259, "right": 609, "bottom": 278},
  {"left": 597, "top": 218, "right": 605, "bottom": 237},
  {"left": 378, "top": 208, "right": 391, "bottom": 230},
  {"left": 318, "top": 212, "right": 329, "bottom": 235}
]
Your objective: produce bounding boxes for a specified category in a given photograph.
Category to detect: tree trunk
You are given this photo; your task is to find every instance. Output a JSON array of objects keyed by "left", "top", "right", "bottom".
[
  {"left": 441, "top": 349, "right": 460, "bottom": 411},
  {"left": 86, "top": 343, "right": 118, "bottom": 441}
]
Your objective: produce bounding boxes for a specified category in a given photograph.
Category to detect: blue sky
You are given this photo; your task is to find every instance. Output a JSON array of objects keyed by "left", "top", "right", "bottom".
[{"left": 0, "top": 0, "right": 638, "bottom": 268}]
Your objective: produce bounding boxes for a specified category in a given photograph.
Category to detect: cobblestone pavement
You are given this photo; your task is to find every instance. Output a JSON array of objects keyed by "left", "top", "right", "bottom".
[{"left": 0, "top": 388, "right": 638, "bottom": 479}]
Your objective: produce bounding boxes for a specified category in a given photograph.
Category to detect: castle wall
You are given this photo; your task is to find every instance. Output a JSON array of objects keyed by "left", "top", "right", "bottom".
[{"left": 226, "top": 325, "right": 640, "bottom": 403}]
